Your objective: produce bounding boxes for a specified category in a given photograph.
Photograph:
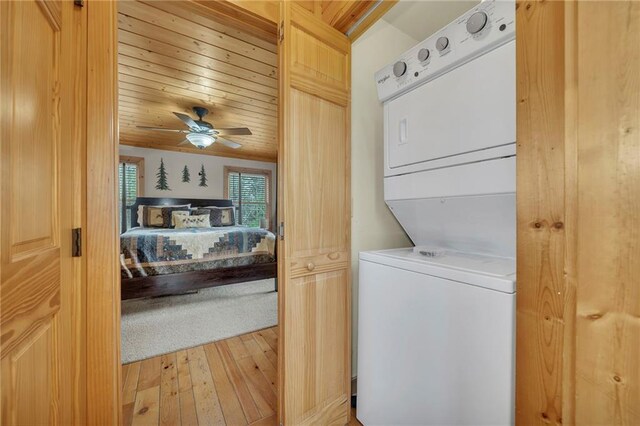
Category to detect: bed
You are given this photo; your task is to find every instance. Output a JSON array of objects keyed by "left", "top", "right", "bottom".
[{"left": 120, "top": 197, "right": 277, "bottom": 300}]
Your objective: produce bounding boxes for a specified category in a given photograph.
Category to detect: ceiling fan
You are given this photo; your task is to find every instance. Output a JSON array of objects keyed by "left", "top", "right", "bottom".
[{"left": 137, "top": 106, "right": 251, "bottom": 149}]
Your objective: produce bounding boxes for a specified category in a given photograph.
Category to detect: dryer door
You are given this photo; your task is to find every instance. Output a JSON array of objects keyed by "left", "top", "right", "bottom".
[{"left": 386, "top": 40, "right": 515, "bottom": 175}]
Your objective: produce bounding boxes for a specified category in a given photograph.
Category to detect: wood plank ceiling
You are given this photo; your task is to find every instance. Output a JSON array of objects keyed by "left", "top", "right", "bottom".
[
  {"left": 117, "top": 0, "right": 391, "bottom": 163},
  {"left": 118, "top": 0, "right": 278, "bottom": 162}
]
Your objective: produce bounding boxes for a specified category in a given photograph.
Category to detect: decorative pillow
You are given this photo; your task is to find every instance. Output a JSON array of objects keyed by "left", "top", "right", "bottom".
[
  {"left": 141, "top": 206, "right": 165, "bottom": 228},
  {"left": 194, "top": 206, "right": 235, "bottom": 227},
  {"left": 161, "top": 206, "right": 190, "bottom": 228},
  {"left": 171, "top": 210, "right": 190, "bottom": 227},
  {"left": 174, "top": 214, "right": 211, "bottom": 229},
  {"left": 206, "top": 206, "right": 236, "bottom": 226},
  {"left": 140, "top": 205, "right": 190, "bottom": 228}
]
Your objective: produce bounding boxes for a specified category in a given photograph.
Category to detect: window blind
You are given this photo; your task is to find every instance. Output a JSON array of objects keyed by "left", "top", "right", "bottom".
[
  {"left": 119, "top": 162, "right": 138, "bottom": 233},
  {"left": 227, "top": 171, "right": 269, "bottom": 228}
]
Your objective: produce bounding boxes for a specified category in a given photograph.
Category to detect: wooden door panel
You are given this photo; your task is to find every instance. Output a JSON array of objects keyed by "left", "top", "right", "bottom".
[
  {"left": 1, "top": 322, "right": 57, "bottom": 425},
  {"left": 286, "top": 270, "right": 350, "bottom": 425},
  {"left": 289, "top": 18, "right": 349, "bottom": 106},
  {"left": 1, "top": 0, "right": 66, "bottom": 424},
  {"left": 0, "top": 251, "right": 60, "bottom": 355},
  {"left": 288, "top": 88, "right": 348, "bottom": 259},
  {"left": 279, "top": 3, "right": 351, "bottom": 425},
  {"left": 8, "top": 0, "right": 60, "bottom": 260}
]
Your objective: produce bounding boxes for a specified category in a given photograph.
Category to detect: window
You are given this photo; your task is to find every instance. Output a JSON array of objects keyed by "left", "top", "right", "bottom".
[
  {"left": 224, "top": 166, "right": 272, "bottom": 229},
  {"left": 119, "top": 156, "right": 144, "bottom": 233}
]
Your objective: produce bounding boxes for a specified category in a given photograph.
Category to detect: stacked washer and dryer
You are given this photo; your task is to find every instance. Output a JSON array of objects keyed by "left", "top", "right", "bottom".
[{"left": 357, "top": 1, "right": 516, "bottom": 425}]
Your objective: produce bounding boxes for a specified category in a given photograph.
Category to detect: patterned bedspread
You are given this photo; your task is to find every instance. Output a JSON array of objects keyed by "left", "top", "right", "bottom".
[{"left": 120, "top": 226, "right": 276, "bottom": 279}]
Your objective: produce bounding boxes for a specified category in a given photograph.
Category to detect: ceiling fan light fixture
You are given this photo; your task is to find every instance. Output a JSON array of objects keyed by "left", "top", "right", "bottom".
[{"left": 186, "top": 133, "right": 215, "bottom": 149}]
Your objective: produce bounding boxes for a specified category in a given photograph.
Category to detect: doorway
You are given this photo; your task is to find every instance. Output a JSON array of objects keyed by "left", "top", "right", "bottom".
[
  {"left": 115, "top": 1, "right": 279, "bottom": 424},
  {"left": 82, "top": 1, "right": 355, "bottom": 424}
]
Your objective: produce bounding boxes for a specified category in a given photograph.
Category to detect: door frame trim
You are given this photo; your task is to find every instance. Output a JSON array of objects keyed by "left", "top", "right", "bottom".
[{"left": 85, "top": 0, "right": 121, "bottom": 423}]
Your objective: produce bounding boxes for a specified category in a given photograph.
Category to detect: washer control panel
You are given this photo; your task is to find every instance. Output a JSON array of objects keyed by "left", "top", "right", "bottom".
[{"left": 376, "top": 0, "right": 515, "bottom": 102}]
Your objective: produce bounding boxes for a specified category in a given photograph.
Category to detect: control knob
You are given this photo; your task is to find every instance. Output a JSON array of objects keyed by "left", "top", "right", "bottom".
[
  {"left": 393, "top": 61, "right": 407, "bottom": 77},
  {"left": 436, "top": 37, "right": 449, "bottom": 52},
  {"left": 418, "top": 48, "right": 430, "bottom": 62},
  {"left": 466, "top": 11, "right": 488, "bottom": 34}
]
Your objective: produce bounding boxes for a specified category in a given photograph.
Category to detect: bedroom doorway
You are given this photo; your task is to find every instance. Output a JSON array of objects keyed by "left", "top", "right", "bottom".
[
  {"left": 81, "top": 0, "right": 354, "bottom": 423},
  {"left": 116, "top": 1, "right": 279, "bottom": 423}
]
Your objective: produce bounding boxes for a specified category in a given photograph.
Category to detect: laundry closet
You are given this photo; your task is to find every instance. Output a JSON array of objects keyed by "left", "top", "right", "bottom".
[{"left": 357, "top": 1, "right": 517, "bottom": 424}]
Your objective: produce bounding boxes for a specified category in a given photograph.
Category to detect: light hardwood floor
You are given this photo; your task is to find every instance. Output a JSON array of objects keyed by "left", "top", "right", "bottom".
[{"left": 122, "top": 326, "right": 362, "bottom": 425}]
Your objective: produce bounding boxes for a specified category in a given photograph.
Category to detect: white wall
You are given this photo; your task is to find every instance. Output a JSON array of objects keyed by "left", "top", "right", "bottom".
[
  {"left": 350, "top": 19, "right": 416, "bottom": 377},
  {"left": 119, "top": 145, "right": 277, "bottom": 228}
]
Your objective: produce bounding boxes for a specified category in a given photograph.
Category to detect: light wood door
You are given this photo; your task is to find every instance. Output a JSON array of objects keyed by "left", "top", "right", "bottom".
[
  {"left": 1, "top": 0, "right": 85, "bottom": 423},
  {"left": 278, "top": 3, "right": 352, "bottom": 425}
]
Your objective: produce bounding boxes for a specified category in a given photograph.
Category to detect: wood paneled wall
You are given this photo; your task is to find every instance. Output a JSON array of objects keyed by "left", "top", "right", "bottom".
[
  {"left": 117, "top": 0, "right": 279, "bottom": 162},
  {"left": 226, "top": 0, "right": 396, "bottom": 37},
  {"left": 516, "top": 1, "right": 640, "bottom": 424}
]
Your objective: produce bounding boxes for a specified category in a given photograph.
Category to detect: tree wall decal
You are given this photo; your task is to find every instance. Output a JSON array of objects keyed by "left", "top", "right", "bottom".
[
  {"left": 155, "top": 158, "right": 170, "bottom": 191},
  {"left": 182, "top": 165, "right": 191, "bottom": 183},
  {"left": 198, "top": 164, "right": 208, "bottom": 187}
]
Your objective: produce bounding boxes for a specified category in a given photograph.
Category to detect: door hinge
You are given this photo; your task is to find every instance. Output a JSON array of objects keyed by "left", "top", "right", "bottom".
[
  {"left": 278, "top": 21, "right": 284, "bottom": 43},
  {"left": 72, "top": 228, "right": 82, "bottom": 257},
  {"left": 278, "top": 222, "right": 284, "bottom": 240},
  {"left": 74, "top": 0, "right": 84, "bottom": 7}
]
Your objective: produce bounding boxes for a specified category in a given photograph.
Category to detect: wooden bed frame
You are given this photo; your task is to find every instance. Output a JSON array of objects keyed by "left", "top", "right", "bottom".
[{"left": 121, "top": 197, "right": 277, "bottom": 300}]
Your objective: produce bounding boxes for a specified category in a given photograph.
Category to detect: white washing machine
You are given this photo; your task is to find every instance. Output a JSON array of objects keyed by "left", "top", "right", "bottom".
[
  {"left": 357, "top": 248, "right": 515, "bottom": 425},
  {"left": 357, "top": 1, "right": 516, "bottom": 424}
]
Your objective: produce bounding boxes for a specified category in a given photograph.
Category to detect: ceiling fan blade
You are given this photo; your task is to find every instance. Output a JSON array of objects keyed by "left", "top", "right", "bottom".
[
  {"left": 137, "top": 126, "right": 186, "bottom": 133},
  {"left": 178, "top": 139, "right": 191, "bottom": 146},
  {"left": 173, "top": 112, "right": 201, "bottom": 130},
  {"left": 215, "top": 127, "right": 252, "bottom": 136},
  {"left": 217, "top": 137, "right": 242, "bottom": 149}
]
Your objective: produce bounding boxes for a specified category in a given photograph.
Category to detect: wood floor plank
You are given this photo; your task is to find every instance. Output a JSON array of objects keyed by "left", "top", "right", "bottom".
[
  {"left": 132, "top": 386, "right": 160, "bottom": 426},
  {"left": 179, "top": 389, "right": 198, "bottom": 426},
  {"left": 204, "top": 342, "right": 248, "bottom": 426},
  {"left": 176, "top": 350, "right": 193, "bottom": 393},
  {"left": 236, "top": 356, "right": 276, "bottom": 418},
  {"left": 159, "top": 353, "right": 180, "bottom": 426},
  {"left": 240, "top": 332, "right": 255, "bottom": 343},
  {"left": 123, "top": 402, "right": 135, "bottom": 426},
  {"left": 138, "top": 356, "right": 162, "bottom": 391},
  {"left": 252, "top": 330, "right": 278, "bottom": 370},
  {"left": 216, "top": 340, "right": 262, "bottom": 424},
  {"left": 252, "top": 332, "right": 272, "bottom": 353},
  {"left": 124, "top": 362, "right": 142, "bottom": 405},
  {"left": 123, "top": 364, "right": 130, "bottom": 391},
  {"left": 264, "top": 350, "right": 277, "bottom": 371},
  {"left": 187, "top": 346, "right": 225, "bottom": 425},
  {"left": 260, "top": 329, "right": 278, "bottom": 353},
  {"left": 227, "top": 336, "right": 251, "bottom": 360},
  {"left": 122, "top": 327, "right": 279, "bottom": 425},
  {"left": 242, "top": 335, "right": 277, "bottom": 392},
  {"left": 248, "top": 414, "right": 277, "bottom": 426},
  {"left": 253, "top": 331, "right": 278, "bottom": 366}
]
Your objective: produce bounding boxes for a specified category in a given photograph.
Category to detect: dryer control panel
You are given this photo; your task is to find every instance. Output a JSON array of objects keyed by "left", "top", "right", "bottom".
[{"left": 375, "top": 0, "right": 515, "bottom": 102}]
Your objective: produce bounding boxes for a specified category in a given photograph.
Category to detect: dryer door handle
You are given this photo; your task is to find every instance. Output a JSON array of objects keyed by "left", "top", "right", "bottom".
[{"left": 399, "top": 118, "right": 408, "bottom": 145}]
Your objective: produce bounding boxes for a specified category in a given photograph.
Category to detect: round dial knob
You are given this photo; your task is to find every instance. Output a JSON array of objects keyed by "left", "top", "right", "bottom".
[
  {"left": 436, "top": 37, "right": 449, "bottom": 52},
  {"left": 466, "top": 11, "right": 488, "bottom": 34},
  {"left": 418, "top": 48, "right": 430, "bottom": 62},
  {"left": 393, "top": 61, "right": 407, "bottom": 77}
]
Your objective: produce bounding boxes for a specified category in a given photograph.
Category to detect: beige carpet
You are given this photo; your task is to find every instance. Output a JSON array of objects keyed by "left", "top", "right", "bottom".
[{"left": 121, "top": 279, "right": 277, "bottom": 363}]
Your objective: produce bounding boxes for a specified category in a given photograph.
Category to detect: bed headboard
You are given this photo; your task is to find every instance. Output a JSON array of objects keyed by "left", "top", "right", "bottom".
[{"left": 127, "top": 197, "right": 233, "bottom": 229}]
